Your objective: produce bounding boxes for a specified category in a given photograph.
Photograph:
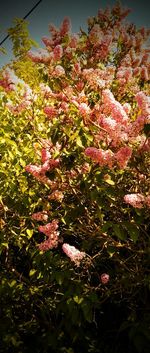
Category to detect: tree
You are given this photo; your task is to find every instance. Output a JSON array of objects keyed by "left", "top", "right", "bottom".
[{"left": 0, "top": 3, "right": 150, "bottom": 352}]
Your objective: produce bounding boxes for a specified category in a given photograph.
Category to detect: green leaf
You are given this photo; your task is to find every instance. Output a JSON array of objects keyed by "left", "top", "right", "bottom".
[
  {"left": 113, "top": 224, "right": 127, "bottom": 240},
  {"left": 29, "top": 269, "right": 37, "bottom": 276},
  {"left": 73, "top": 296, "right": 83, "bottom": 304},
  {"left": 9, "top": 280, "right": 16, "bottom": 287},
  {"left": 123, "top": 222, "right": 139, "bottom": 243},
  {"left": 104, "top": 178, "right": 115, "bottom": 185},
  {"left": 1, "top": 242, "right": 9, "bottom": 248},
  {"left": 76, "top": 136, "right": 83, "bottom": 148},
  {"left": 26, "top": 229, "right": 33, "bottom": 239}
]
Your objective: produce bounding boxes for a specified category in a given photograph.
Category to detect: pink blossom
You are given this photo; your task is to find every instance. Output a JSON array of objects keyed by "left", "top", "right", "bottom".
[
  {"left": 69, "top": 34, "right": 79, "bottom": 48},
  {"left": 6, "top": 100, "right": 31, "bottom": 115},
  {"left": 41, "top": 159, "right": 59, "bottom": 172},
  {"left": 73, "top": 62, "right": 81, "bottom": 74},
  {"left": 40, "top": 83, "right": 52, "bottom": 97},
  {"left": 38, "top": 238, "right": 54, "bottom": 251},
  {"left": 101, "top": 116, "right": 117, "bottom": 131},
  {"left": 82, "top": 67, "right": 114, "bottom": 90},
  {"left": 60, "top": 101, "right": 69, "bottom": 112},
  {"left": 128, "top": 115, "right": 146, "bottom": 138},
  {"left": 38, "top": 219, "right": 60, "bottom": 252},
  {"left": 135, "top": 92, "right": 150, "bottom": 115},
  {"left": 141, "top": 66, "right": 149, "bottom": 81},
  {"left": 100, "top": 273, "right": 110, "bottom": 284},
  {"left": 38, "top": 232, "right": 59, "bottom": 251},
  {"left": 28, "top": 49, "right": 51, "bottom": 63},
  {"left": 53, "top": 45, "right": 63, "bottom": 60},
  {"left": 25, "top": 165, "right": 43, "bottom": 178},
  {"left": 62, "top": 243, "right": 85, "bottom": 266},
  {"left": 60, "top": 17, "right": 71, "bottom": 36},
  {"left": 139, "top": 138, "right": 150, "bottom": 152},
  {"left": 41, "top": 148, "right": 51, "bottom": 163},
  {"left": 48, "top": 23, "right": 59, "bottom": 38},
  {"left": 48, "top": 190, "right": 64, "bottom": 202},
  {"left": 85, "top": 147, "right": 103, "bottom": 163},
  {"left": 42, "top": 36, "right": 52, "bottom": 47},
  {"left": 145, "top": 195, "right": 150, "bottom": 208},
  {"left": 124, "top": 193, "right": 145, "bottom": 208},
  {"left": 85, "top": 147, "right": 114, "bottom": 168},
  {"left": 31, "top": 211, "right": 48, "bottom": 222},
  {"left": 43, "top": 106, "right": 57, "bottom": 118},
  {"left": 39, "top": 220, "right": 59, "bottom": 236},
  {"left": 79, "top": 103, "right": 90, "bottom": 116},
  {"left": 102, "top": 89, "right": 129, "bottom": 125},
  {"left": 115, "top": 146, "right": 132, "bottom": 169},
  {"left": 25, "top": 164, "right": 52, "bottom": 185},
  {"left": 54, "top": 65, "right": 65, "bottom": 76},
  {"left": 0, "top": 68, "right": 19, "bottom": 92},
  {"left": 89, "top": 24, "right": 103, "bottom": 45},
  {"left": 123, "top": 103, "right": 131, "bottom": 114}
]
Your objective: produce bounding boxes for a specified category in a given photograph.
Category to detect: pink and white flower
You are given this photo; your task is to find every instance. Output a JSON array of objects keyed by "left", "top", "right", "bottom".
[{"left": 62, "top": 243, "right": 85, "bottom": 266}]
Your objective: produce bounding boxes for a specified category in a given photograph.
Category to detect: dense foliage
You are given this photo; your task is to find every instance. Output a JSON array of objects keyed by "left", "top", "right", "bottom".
[{"left": 0, "top": 3, "right": 150, "bottom": 352}]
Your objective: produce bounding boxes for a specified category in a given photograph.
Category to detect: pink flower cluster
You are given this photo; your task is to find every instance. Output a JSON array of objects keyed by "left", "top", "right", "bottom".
[
  {"left": 31, "top": 211, "right": 48, "bottom": 222},
  {"left": 41, "top": 148, "right": 51, "bottom": 163},
  {"left": 117, "top": 47, "right": 150, "bottom": 89},
  {"left": 62, "top": 243, "right": 86, "bottom": 266},
  {"left": 53, "top": 45, "right": 63, "bottom": 60},
  {"left": 48, "top": 190, "right": 64, "bottom": 202},
  {"left": 60, "top": 17, "right": 71, "bottom": 36},
  {"left": 85, "top": 147, "right": 114, "bottom": 168},
  {"left": 82, "top": 67, "right": 115, "bottom": 90},
  {"left": 100, "top": 273, "right": 110, "bottom": 284},
  {"left": 99, "top": 115, "right": 128, "bottom": 146},
  {"left": 25, "top": 147, "right": 59, "bottom": 185},
  {"left": 54, "top": 65, "right": 65, "bottom": 77},
  {"left": 85, "top": 146, "right": 132, "bottom": 169},
  {"left": 40, "top": 83, "right": 52, "bottom": 98},
  {"left": 38, "top": 220, "right": 59, "bottom": 251},
  {"left": 0, "top": 68, "right": 19, "bottom": 92},
  {"left": 89, "top": 24, "right": 103, "bottom": 45},
  {"left": 102, "top": 89, "right": 128, "bottom": 125},
  {"left": 43, "top": 106, "right": 57, "bottom": 119},
  {"left": 115, "top": 146, "right": 132, "bottom": 169},
  {"left": 78, "top": 102, "right": 91, "bottom": 117},
  {"left": 135, "top": 91, "right": 150, "bottom": 119},
  {"left": 28, "top": 49, "right": 51, "bottom": 64},
  {"left": 6, "top": 101, "right": 31, "bottom": 115},
  {"left": 124, "top": 193, "right": 149, "bottom": 208}
]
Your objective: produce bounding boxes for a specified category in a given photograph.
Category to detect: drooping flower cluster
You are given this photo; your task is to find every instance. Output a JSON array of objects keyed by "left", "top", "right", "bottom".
[
  {"left": 38, "top": 220, "right": 60, "bottom": 251},
  {"left": 25, "top": 145, "right": 59, "bottom": 185},
  {"left": 62, "top": 243, "right": 86, "bottom": 266}
]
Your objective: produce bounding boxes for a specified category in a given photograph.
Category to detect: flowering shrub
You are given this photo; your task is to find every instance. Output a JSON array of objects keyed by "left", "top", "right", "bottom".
[{"left": 0, "top": 3, "right": 150, "bottom": 353}]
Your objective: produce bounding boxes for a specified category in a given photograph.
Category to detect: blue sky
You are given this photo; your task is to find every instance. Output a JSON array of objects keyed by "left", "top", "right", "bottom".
[{"left": 0, "top": 0, "right": 150, "bottom": 67}]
